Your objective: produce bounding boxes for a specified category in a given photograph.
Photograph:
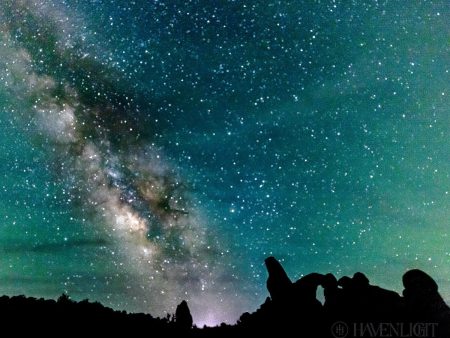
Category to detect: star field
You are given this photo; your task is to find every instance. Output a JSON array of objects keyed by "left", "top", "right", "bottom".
[{"left": 0, "top": 0, "right": 448, "bottom": 326}]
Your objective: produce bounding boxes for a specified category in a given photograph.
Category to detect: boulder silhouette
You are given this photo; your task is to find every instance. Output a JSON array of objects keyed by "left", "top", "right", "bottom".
[
  {"left": 175, "top": 300, "right": 193, "bottom": 330},
  {"left": 403, "top": 269, "right": 450, "bottom": 337},
  {"left": 403, "top": 269, "right": 449, "bottom": 316},
  {"left": 352, "top": 272, "right": 369, "bottom": 287},
  {"left": 337, "top": 275, "right": 352, "bottom": 289},
  {"left": 403, "top": 269, "right": 438, "bottom": 297}
]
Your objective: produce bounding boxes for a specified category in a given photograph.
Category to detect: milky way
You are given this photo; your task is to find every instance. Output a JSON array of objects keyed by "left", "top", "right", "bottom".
[
  {"left": 0, "top": 0, "right": 242, "bottom": 325},
  {"left": 0, "top": 0, "right": 449, "bottom": 326}
]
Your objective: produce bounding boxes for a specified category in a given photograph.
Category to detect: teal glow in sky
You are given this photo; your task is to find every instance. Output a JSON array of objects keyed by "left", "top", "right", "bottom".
[{"left": 0, "top": 0, "right": 448, "bottom": 326}]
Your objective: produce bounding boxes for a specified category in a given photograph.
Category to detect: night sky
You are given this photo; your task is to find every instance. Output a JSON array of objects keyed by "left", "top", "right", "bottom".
[{"left": 0, "top": 0, "right": 449, "bottom": 326}]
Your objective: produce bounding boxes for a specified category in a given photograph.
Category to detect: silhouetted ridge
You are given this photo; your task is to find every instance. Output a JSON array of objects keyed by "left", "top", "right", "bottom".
[
  {"left": 0, "top": 294, "right": 188, "bottom": 335},
  {"left": 1, "top": 257, "right": 449, "bottom": 337}
]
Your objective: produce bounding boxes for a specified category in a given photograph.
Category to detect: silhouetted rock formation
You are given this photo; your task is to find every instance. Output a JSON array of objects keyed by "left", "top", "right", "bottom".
[
  {"left": 403, "top": 269, "right": 450, "bottom": 336},
  {"left": 175, "top": 300, "right": 193, "bottom": 330},
  {"left": 403, "top": 269, "right": 440, "bottom": 314},
  {"left": 265, "top": 256, "right": 292, "bottom": 302},
  {"left": 0, "top": 257, "right": 449, "bottom": 337},
  {"left": 333, "top": 271, "right": 403, "bottom": 321},
  {"left": 293, "top": 272, "right": 325, "bottom": 310},
  {"left": 237, "top": 257, "right": 450, "bottom": 338},
  {"left": 322, "top": 272, "right": 343, "bottom": 317}
]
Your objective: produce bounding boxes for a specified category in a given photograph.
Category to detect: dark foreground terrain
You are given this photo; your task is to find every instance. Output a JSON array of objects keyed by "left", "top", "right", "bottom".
[{"left": 2, "top": 257, "right": 449, "bottom": 337}]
